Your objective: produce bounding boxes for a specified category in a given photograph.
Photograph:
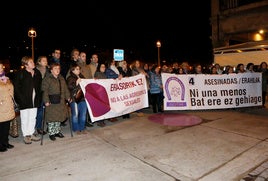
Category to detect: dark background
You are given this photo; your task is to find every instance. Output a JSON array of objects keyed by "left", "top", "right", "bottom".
[{"left": 0, "top": 1, "right": 213, "bottom": 68}]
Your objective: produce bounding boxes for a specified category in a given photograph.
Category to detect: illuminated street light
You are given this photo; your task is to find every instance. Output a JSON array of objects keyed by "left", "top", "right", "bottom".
[
  {"left": 28, "top": 28, "right": 37, "bottom": 60},
  {"left": 156, "top": 40, "right": 161, "bottom": 67}
]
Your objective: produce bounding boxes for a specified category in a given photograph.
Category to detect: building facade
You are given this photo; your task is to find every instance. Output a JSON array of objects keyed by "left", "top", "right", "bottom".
[{"left": 211, "top": 0, "right": 268, "bottom": 48}]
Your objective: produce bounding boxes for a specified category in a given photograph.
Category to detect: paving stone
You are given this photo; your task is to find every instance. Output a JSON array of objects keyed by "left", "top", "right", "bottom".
[
  {"left": 255, "top": 176, "right": 265, "bottom": 181},
  {"left": 258, "top": 169, "right": 268, "bottom": 179},
  {"left": 261, "top": 162, "right": 268, "bottom": 169},
  {"left": 249, "top": 166, "right": 267, "bottom": 176}
]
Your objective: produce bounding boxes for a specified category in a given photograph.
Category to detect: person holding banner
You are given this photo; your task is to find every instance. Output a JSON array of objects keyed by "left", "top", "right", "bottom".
[
  {"left": 94, "top": 62, "right": 108, "bottom": 127},
  {"left": 236, "top": 63, "right": 246, "bottom": 74},
  {"left": 77, "top": 51, "right": 94, "bottom": 128},
  {"left": 118, "top": 60, "right": 132, "bottom": 119},
  {"left": 66, "top": 64, "right": 88, "bottom": 135},
  {"left": 149, "top": 64, "right": 164, "bottom": 113},
  {"left": 105, "top": 59, "right": 122, "bottom": 122},
  {"left": 131, "top": 60, "right": 149, "bottom": 115},
  {"left": 105, "top": 59, "right": 122, "bottom": 80}
]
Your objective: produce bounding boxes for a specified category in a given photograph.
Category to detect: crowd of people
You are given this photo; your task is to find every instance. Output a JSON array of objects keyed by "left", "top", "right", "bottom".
[{"left": 0, "top": 47, "right": 268, "bottom": 152}]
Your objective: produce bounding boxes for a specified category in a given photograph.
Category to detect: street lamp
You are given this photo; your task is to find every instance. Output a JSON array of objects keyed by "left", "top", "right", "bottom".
[
  {"left": 28, "top": 28, "right": 37, "bottom": 60},
  {"left": 156, "top": 40, "right": 161, "bottom": 67}
]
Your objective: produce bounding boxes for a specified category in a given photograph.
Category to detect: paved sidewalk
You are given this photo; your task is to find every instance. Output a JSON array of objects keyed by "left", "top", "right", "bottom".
[
  {"left": 241, "top": 161, "right": 268, "bottom": 181},
  {"left": 0, "top": 106, "right": 268, "bottom": 181}
]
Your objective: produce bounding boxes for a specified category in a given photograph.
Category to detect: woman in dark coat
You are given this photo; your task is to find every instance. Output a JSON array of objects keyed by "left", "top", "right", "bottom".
[
  {"left": 42, "top": 63, "right": 70, "bottom": 141},
  {"left": 66, "top": 64, "right": 88, "bottom": 135},
  {"left": 258, "top": 61, "right": 268, "bottom": 108}
]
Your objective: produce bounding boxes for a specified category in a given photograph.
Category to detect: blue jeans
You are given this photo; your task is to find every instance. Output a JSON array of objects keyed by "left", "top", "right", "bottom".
[
  {"left": 70, "top": 100, "right": 87, "bottom": 132},
  {"left": 35, "top": 102, "right": 45, "bottom": 129}
]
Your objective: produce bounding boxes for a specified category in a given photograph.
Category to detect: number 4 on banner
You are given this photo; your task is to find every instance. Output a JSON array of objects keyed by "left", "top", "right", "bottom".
[{"left": 189, "top": 77, "right": 194, "bottom": 85}]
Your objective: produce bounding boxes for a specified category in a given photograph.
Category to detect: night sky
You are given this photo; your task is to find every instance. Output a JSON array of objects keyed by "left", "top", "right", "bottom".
[{"left": 0, "top": 1, "right": 212, "bottom": 66}]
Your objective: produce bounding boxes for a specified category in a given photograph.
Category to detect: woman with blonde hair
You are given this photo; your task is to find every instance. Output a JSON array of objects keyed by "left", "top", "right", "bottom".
[{"left": 13, "top": 56, "right": 43, "bottom": 144}]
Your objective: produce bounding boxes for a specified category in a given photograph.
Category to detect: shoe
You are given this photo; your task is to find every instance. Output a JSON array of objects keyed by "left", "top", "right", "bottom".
[
  {"left": 97, "top": 121, "right": 106, "bottom": 127},
  {"left": 60, "top": 121, "right": 67, "bottom": 127},
  {"left": 24, "top": 136, "right": 32, "bottom": 144},
  {"left": 76, "top": 131, "right": 82, "bottom": 135},
  {"left": 0, "top": 146, "right": 7, "bottom": 152},
  {"left": 31, "top": 134, "right": 41, "bottom": 141},
  {"left": 85, "top": 122, "right": 94, "bottom": 127},
  {"left": 81, "top": 129, "right": 88, "bottom": 134},
  {"left": 108, "top": 118, "right": 118, "bottom": 122},
  {"left": 49, "top": 135, "right": 56, "bottom": 141},
  {"left": 4, "top": 143, "right": 14, "bottom": 149},
  {"left": 55, "top": 132, "right": 64, "bottom": 138},
  {"left": 37, "top": 129, "right": 47, "bottom": 135}
]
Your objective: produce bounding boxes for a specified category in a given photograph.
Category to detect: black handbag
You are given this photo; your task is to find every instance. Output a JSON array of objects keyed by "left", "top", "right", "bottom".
[
  {"left": 49, "top": 94, "right": 61, "bottom": 104},
  {"left": 49, "top": 78, "right": 62, "bottom": 104}
]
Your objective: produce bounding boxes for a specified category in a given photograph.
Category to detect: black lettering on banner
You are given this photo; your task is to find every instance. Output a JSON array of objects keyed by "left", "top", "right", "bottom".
[{"left": 189, "top": 77, "right": 194, "bottom": 85}]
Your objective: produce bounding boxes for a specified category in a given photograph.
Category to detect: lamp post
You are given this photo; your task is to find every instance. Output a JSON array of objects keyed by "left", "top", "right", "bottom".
[
  {"left": 156, "top": 40, "right": 161, "bottom": 67},
  {"left": 28, "top": 28, "right": 37, "bottom": 60}
]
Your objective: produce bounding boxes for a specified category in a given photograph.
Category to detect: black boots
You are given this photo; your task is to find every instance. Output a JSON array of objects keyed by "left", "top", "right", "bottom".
[{"left": 0, "top": 143, "right": 14, "bottom": 152}]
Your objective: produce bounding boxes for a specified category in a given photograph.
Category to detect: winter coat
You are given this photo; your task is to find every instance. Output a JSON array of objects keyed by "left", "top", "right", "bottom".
[
  {"left": 42, "top": 73, "right": 70, "bottom": 122},
  {"left": 259, "top": 68, "right": 268, "bottom": 92},
  {"left": 13, "top": 68, "right": 42, "bottom": 110},
  {"left": 105, "top": 68, "right": 119, "bottom": 79},
  {"left": 0, "top": 79, "right": 15, "bottom": 122},
  {"left": 149, "top": 71, "right": 163, "bottom": 94},
  {"left": 118, "top": 66, "right": 132, "bottom": 77},
  {"left": 66, "top": 72, "right": 85, "bottom": 103},
  {"left": 77, "top": 61, "right": 93, "bottom": 79}
]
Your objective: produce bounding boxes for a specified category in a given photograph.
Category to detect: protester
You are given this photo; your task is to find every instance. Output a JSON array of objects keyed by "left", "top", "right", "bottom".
[
  {"left": 118, "top": 60, "right": 132, "bottom": 119},
  {"left": 66, "top": 64, "right": 88, "bottom": 135},
  {"left": 77, "top": 51, "right": 94, "bottom": 127},
  {"left": 258, "top": 61, "right": 268, "bottom": 108},
  {"left": 105, "top": 59, "right": 122, "bottom": 122},
  {"left": 13, "top": 56, "right": 43, "bottom": 144},
  {"left": 42, "top": 63, "right": 71, "bottom": 141},
  {"left": 35, "top": 56, "right": 50, "bottom": 135},
  {"left": 0, "top": 62, "right": 15, "bottom": 152},
  {"left": 149, "top": 64, "right": 164, "bottom": 113},
  {"left": 94, "top": 62, "right": 107, "bottom": 127}
]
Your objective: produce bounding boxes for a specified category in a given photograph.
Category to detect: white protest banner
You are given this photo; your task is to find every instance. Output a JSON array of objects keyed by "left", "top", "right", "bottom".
[
  {"left": 161, "top": 72, "right": 262, "bottom": 110},
  {"left": 79, "top": 74, "right": 148, "bottom": 122}
]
